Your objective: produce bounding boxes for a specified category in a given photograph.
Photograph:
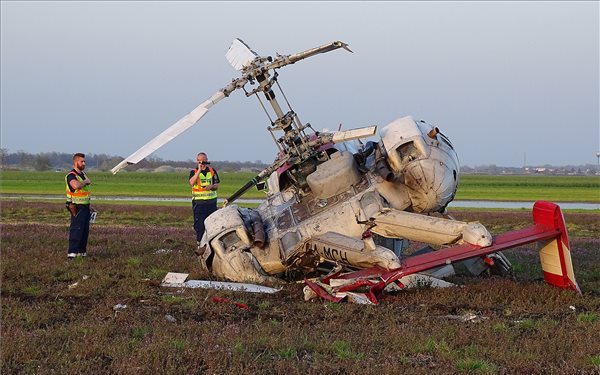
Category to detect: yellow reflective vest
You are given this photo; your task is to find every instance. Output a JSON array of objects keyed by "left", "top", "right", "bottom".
[
  {"left": 65, "top": 171, "right": 91, "bottom": 204},
  {"left": 192, "top": 167, "right": 217, "bottom": 200}
]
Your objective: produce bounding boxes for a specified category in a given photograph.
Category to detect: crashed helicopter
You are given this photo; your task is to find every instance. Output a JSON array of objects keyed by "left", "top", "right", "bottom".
[{"left": 112, "top": 39, "right": 579, "bottom": 304}]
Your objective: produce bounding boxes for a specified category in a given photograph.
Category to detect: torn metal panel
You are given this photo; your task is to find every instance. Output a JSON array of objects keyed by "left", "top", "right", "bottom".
[{"left": 161, "top": 272, "right": 189, "bottom": 284}]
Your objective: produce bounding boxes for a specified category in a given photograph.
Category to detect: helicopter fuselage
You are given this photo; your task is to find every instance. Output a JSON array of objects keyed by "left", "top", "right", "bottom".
[{"left": 198, "top": 115, "right": 481, "bottom": 284}]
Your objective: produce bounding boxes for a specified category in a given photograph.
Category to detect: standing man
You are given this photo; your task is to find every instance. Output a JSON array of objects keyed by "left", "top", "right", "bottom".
[
  {"left": 189, "top": 152, "right": 220, "bottom": 246},
  {"left": 65, "top": 153, "right": 92, "bottom": 258}
]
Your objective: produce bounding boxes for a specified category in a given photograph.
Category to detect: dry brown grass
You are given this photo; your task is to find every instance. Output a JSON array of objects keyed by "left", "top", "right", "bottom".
[{"left": 2, "top": 201, "right": 599, "bottom": 374}]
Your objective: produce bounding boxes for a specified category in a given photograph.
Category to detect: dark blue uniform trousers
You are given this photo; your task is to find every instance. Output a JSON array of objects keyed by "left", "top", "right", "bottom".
[
  {"left": 193, "top": 199, "right": 218, "bottom": 242},
  {"left": 69, "top": 204, "right": 91, "bottom": 254}
]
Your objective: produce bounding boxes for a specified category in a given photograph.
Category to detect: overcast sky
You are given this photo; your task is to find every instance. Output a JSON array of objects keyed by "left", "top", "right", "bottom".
[{"left": 1, "top": 1, "right": 598, "bottom": 167}]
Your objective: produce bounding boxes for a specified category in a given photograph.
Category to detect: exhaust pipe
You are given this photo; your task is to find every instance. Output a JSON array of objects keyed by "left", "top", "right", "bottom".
[
  {"left": 250, "top": 211, "right": 265, "bottom": 249},
  {"left": 427, "top": 127, "right": 439, "bottom": 139},
  {"left": 375, "top": 144, "right": 394, "bottom": 182}
]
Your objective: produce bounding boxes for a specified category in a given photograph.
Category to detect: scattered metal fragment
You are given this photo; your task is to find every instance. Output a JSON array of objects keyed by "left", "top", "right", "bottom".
[
  {"left": 161, "top": 272, "right": 189, "bottom": 284},
  {"left": 164, "top": 314, "right": 177, "bottom": 323},
  {"left": 68, "top": 275, "right": 90, "bottom": 289},
  {"left": 304, "top": 272, "right": 455, "bottom": 304},
  {"left": 212, "top": 297, "right": 250, "bottom": 310},
  {"left": 160, "top": 272, "right": 281, "bottom": 294},
  {"left": 441, "top": 312, "right": 488, "bottom": 323}
]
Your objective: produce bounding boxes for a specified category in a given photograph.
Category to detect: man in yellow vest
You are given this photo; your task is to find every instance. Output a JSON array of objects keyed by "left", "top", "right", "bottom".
[
  {"left": 65, "top": 153, "right": 92, "bottom": 258},
  {"left": 189, "top": 152, "right": 220, "bottom": 245}
]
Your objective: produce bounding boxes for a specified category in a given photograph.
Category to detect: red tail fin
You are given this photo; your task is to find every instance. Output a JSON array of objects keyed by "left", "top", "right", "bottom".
[{"left": 533, "top": 201, "right": 580, "bottom": 292}]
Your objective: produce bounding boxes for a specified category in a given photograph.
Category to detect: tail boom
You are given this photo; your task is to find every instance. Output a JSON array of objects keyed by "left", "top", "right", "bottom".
[{"left": 305, "top": 201, "right": 580, "bottom": 304}]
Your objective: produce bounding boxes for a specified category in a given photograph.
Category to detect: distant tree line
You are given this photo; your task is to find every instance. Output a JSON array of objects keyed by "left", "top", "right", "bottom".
[
  {"left": 1, "top": 149, "right": 598, "bottom": 175},
  {"left": 0, "top": 149, "right": 268, "bottom": 172}
]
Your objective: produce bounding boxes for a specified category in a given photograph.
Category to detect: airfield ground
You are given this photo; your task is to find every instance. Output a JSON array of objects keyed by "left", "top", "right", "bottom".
[{"left": 1, "top": 201, "right": 599, "bottom": 374}]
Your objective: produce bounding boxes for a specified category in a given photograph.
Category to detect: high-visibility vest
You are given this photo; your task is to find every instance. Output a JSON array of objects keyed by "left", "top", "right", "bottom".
[
  {"left": 192, "top": 167, "right": 217, "bottom": 200},
  {"left": 65, "top": 171, "right": 91, "bottom": 204}
]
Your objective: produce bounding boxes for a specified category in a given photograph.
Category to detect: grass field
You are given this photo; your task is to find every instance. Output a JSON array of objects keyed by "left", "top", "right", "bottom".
[
  {"left": 0, "top": 170, "right": 263, "bottom": 198},
  {"left": 455, "top": 175, "right": 600, "bottom": 202},
  {"left": 2, "top": 201, "right": 599, "bottom": 374},
  {"left": 1, "top": 170, "right": 599, "bottom": 202}
]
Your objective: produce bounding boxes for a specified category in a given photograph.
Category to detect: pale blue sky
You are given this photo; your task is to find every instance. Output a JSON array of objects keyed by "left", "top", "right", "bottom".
[{"left": 1, "top": 1, "right": 598, "bottom": 167}]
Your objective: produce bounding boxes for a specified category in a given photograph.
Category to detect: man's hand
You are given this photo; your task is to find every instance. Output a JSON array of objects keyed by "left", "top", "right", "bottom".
[
  {"left": 67, "top": 203, "right": 77, "bottom": 216},
  {"left": 82, "top": 173, "right": 91, "bottom": 186}
]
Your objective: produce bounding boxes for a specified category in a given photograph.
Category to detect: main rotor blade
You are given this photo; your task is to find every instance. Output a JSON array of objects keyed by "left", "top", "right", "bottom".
[
  {"left": 111, "top": 91, "right": 225, "bottom": 174},
  {"left": 267, "top": 40, "right": 352, "bottom": 70},
  {"left": 331, "top": 125, "right": 377, "bottom": 143},
  {"left": 226, "top": 38, "right": 258, "bottom": 70}
]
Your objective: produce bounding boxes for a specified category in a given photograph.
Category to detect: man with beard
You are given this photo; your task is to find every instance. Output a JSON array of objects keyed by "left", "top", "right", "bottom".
[{"left": 65, "top": 153, "right": 92, "bottom": 258}]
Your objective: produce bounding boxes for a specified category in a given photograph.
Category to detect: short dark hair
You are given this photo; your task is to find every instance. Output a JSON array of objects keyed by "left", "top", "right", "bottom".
[{"left": 73, "top": 153, "right": 85, "bottom": 161}]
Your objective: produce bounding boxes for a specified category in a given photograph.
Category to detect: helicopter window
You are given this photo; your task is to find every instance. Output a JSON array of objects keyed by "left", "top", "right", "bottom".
[
  {"left": 438, "top": 133, "right": 455, "bottom": 150},
  {"left": 220, "top": 231, "right": 242, "bottom": 249},
  {"left": 280, "top": 231, "right": 301, "bottom": 256},
  {"left": 278, "top": 172, "right": 292, "bottom": 191},
  {"left": 276, "top": 209, "right": 294, "bottom": 230},
  {"left": 397, "top": 142, "right": 421, "bottom": 163},
  {"left": 360, "top": 191, "right": 381, "bottom": 219}
]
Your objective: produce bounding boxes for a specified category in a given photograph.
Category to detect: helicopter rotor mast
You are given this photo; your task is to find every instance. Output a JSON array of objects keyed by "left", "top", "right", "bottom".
[{"left": 222, "top": 40, "right": 355, "bottom": 206}]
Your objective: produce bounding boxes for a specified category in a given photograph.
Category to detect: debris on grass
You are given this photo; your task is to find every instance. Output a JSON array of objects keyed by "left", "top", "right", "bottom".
[
  {"left": 68, "top": 275, "right": 90, "bottom": 289},
  {"left": 161, "top": 272, "right": 189, "bottom": 284},
  {"left": 160, "top": 272, "right": 281, "bottom": 294},
  {"left": 440, "top": 312, "right": 488, "bottom": 323},
  {"left": 212, "top": 297, "right": 250, "bottom": 310},
  {"left": 164, "top": 314, "right": 177, "bottom": 323}
]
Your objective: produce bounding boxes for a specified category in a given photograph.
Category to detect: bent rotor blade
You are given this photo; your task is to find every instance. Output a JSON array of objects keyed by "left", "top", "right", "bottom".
[
  {"left": 111, "top": 91, "right": 226, "bottom": 174},
  {"left": 226, "top": 38, "right": 258, "bottom": 70}
]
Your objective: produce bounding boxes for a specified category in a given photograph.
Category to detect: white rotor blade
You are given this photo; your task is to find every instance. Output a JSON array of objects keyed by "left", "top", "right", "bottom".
[
  {"left": 226, "top": 38, "right": 258, "bottom": 70},
  {"left": 111, "top": 91, "right": 226, "bottom": 174},
  {"left": 332, "top": 125, "right": 377, "bottom": 143}
]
